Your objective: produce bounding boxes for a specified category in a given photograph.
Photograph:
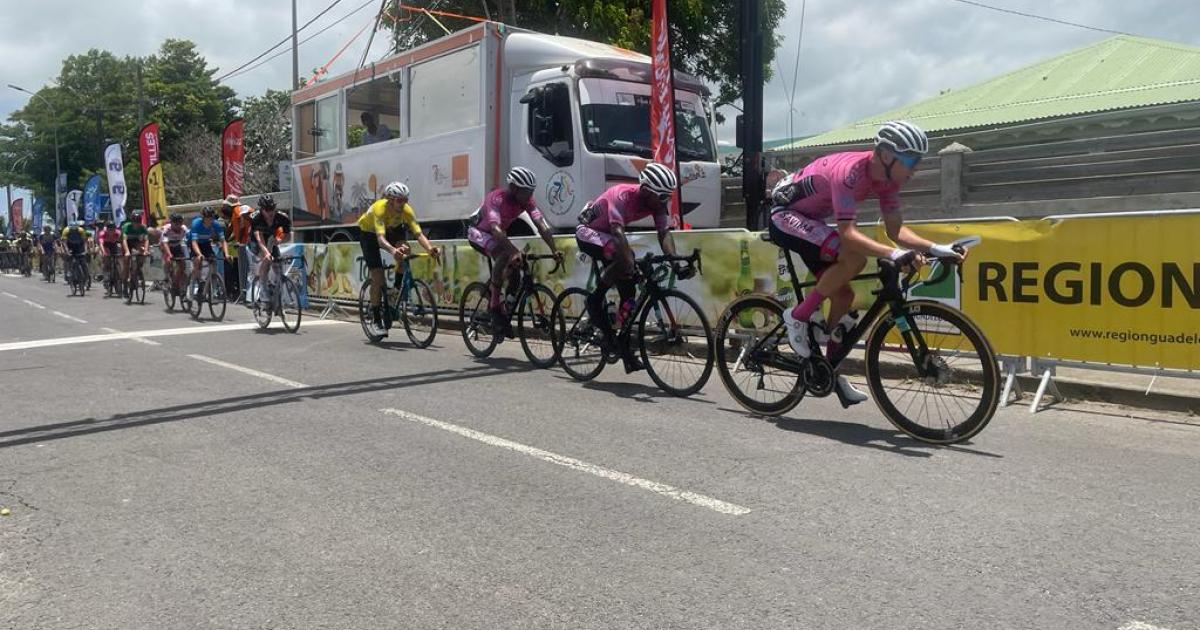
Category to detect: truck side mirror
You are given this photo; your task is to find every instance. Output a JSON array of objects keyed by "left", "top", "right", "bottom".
[{"left": 519, "top": 88, "right": 541, "bottom": 105}]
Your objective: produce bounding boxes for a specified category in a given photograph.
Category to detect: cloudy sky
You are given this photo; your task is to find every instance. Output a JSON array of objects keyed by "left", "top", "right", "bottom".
[{"left": 3, "top": 0, "right": 1200, "bottom": 156}]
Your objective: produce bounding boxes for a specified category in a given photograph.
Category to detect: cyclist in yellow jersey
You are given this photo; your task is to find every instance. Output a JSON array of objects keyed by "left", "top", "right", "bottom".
[{"left": 357, "top": 181, "right": 441, "bottom": 333}]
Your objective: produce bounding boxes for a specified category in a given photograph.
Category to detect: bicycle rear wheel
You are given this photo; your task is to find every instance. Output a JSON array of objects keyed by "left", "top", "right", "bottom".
[
  {"left": 864, "top": 300, "right": 1000, "bottom": 444},
  {"left": 163, "top": 279, "right": 177, "bottom": 311},
  {"left": 714, "top": 295, "right": 805, "bottom": 416},
  {"left": 637, "top": 289, "right": 714, "bottom": 397},
  {"left": 207, "top": 271, "right": 227, "bottom": 321},
  {"left": 189, "top": 280, "right": 205, "bottom": 319},
  {"left": 553, "top": 287, "right": 606, "bottom": 381},
  {"left": 402, "top": 279, "right": 438, "bottom": 349},
  {"left": 134, "top": 267, "right": 147, "bottom": 304},
  {"left": 459, "top": 281, "right": 498, "bottom": 358},
  {"left": 278, "top": 276, "right": 302, "bottom": 333},
  {"left": 517, "top": 283, "right": 558, "bottom": 368}
]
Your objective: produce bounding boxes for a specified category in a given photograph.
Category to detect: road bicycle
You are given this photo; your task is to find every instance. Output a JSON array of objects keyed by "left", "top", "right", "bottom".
[
  {"left": 357, "top": 252, "right": 438, "bottom": 347},
  {"left": 161, "top": 257, "right": 189, "bottom": 312},
  {"left": 714, "top": 234, "right": 998, "bottom": 444},
  {"left": 188, "top": 255, "right": 228, "bottom": 321},
  {"left": 250, "top": 256, "right": 303, "bottom": 332},
  {"left": 458, "top": 252, "right": 561, "bottom": 367},
  {"left": 65, "top": 253, "right": 89, "bottom": 296},
  {"left": 124, "top": 252, "right": 149, "bottom": 305},
  {"left": 102, "top": 252, "right": 122, "bottom": 297},
  {"left": 551, "top": 249, "right": 714, "bottom": 397},
  {"left": 40, "top": 250, "right": 56, "bottom": 283}
]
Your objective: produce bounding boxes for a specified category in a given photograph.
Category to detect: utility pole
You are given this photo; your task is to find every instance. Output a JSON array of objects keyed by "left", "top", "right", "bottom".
[
  {"left": 292, "top": 0, "right": 300, "bottom": 90},
  {"left": 739, "top": 0, "right": 765, "bottom": 230}
]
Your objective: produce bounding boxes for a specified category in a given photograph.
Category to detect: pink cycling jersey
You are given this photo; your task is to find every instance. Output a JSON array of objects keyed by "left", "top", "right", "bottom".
[
  {"left": 98, "top": 227, "right": 121, "bottom": 243},
  {"left": 777, "top": 151, "right": 901, "bottom": 222},
  {"left": 474, "top": 188, "right": 543, "bottom": 234},
  {"left": 583, "top": 183, "right": 671, "bottom": 233}
]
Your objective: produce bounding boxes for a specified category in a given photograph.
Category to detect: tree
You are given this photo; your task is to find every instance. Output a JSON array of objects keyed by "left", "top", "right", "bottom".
[
  {"left": 240, "top": 89, "right": 292, "bottom": 194},
  {"left": 144, "top": 39, "right": 238, "bottom": 150},
  {"left": 162, "top": 128, "right": 223, "bottom": 204},
  {"left": 379, "top": 0, "right": 787, "bottom": 110}
]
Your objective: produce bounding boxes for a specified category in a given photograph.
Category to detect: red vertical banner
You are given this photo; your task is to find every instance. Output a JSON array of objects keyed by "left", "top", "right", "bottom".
[
  {"left": 649, "top": 0, "right": 682, "bottom": 228},
  {"left": 221, "top": 118, "right": 245, "bottom": 197},
  {"left": 138, "top": 123, "right": 161, "bottom": 221},
  {"left": 9, "top": 198, "right": 23, "bottom": 235}
]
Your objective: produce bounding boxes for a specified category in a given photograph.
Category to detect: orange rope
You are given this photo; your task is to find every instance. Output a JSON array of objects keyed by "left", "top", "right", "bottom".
[
  {"left": 395, "top": 3, "right": 490, "bottom": 24},
  {"left": 310, "top": 16, "right": 377, "bottom": 83}
]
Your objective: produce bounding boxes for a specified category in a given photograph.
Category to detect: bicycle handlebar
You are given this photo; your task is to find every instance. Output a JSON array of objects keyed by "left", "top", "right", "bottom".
[
  {"left": 637, "top": 248, "right": 702, "bottom": 275},
  {"left": 522, "top": 253, "right": 563, "bottom": 275}
]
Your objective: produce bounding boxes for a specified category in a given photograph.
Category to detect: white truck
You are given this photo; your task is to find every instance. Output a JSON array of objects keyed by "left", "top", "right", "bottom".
[{"left": 289, "top": 22, "right": 721, "bottom": 238}]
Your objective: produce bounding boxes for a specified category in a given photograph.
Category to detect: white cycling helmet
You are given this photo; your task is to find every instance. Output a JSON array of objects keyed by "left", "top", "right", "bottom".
[
  {"left": 506, "top": 166, "right": 537, "bottom": 190},
  {"left": 639, "top": 162, "right": 678, "bottom": 197},
  {"left": 875, "top": 120, "right": 929, "bottom": 155},
  {"left": 383, "top": 181, "right": 409, "bottom": 199}
]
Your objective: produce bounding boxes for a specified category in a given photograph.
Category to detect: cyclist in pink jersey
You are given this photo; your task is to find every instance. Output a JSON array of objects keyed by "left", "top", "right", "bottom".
[
  {"left": 468, "top": 166, "right": 563, "bottom": 336},
  {"left": 768, "top": 120, "right": 964, "bottom": 407},
  {"left": 575, "top": 162, "right": 681, "bottom": 373}
]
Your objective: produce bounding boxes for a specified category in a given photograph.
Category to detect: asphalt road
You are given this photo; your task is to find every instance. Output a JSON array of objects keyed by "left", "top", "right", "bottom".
[{"left": 1, "top": 273, "right": 1197, "bottom": 630}]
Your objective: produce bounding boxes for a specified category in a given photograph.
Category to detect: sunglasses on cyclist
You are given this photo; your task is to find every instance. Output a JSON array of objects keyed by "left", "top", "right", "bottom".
[{"left": 890, "top": 149, "right": 923, "bottom": 169}]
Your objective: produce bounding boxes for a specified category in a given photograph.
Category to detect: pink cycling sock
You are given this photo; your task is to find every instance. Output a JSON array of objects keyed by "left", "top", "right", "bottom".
[{"left": 790, "top": 289, "right": 825, "bottom": 321}]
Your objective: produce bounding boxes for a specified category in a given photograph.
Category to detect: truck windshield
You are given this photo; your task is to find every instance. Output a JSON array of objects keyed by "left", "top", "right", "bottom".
[{"left": 578, "top": 78, "right": 715, "bottom": 162}]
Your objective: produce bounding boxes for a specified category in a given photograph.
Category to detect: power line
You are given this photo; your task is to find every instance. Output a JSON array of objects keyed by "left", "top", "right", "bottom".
[
  {"left": 215, "top": 0, "right": 350, "bottom": 82},
  {"left": 222, "top": 0, "right": 377, "bottom": 82},
  {"left": 947, "top": 0, "right": 1129, "bottom": 36}
]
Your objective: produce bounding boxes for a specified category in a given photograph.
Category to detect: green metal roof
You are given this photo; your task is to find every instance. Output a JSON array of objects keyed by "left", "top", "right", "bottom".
[{"left": 784, "top": 35, "right": 1200, "bottom": 149}]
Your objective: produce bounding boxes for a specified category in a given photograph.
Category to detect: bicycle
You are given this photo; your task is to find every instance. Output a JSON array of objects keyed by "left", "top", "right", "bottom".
[
  {"left": 250, "top": 256, "right": 303, "bottom": 332},
  {"left": 40, "top": 251, "right": 56, "bottom": 283},
  {"left": 101, "top": 251, "right": 122, "bottom": 297},
  {"left": 458, "top": 253, "right": 561, "bottom": 367},
  {"left": 714, "top": 234, "right": 998, "bottom": 445},
  {"left": 19, "top": 251, "right": 32, "bottom": 277},
  {"left": 161, "top": 257, "right": 189, "bottom": 312},
  {"left": 124, "top": 253, "right": 149, "bottom": 305},
  {"left": 64, "top": 253, "right": 89, "bottom": 296},
  {"left": 188, "top": 255, "right": 228, "bottom": 321},
  {"left": 357, "top": 253, "right": 438, "bottom": 347},
  {"left": 551, "top": 249, "right": 714, "bottom": 397}
]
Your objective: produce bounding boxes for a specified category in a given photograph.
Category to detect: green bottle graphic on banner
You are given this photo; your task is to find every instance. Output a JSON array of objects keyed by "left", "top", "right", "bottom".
[{"left": 736, "top": 240, "right": 755, "bottom": 326}]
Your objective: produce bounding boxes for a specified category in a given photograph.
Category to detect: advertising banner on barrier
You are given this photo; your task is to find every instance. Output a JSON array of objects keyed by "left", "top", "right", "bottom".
[
  {"left": 104, "top": 143, "right": 127, "bottom": 225},
  {"left": 138, "top": 123, "right": 161, "bottom": 216},
  {"left": 83, "top": 175, "right": 101, "bottom": 225},
  {"left": 221, "top": 119, "right": 245, "bottom": 197},
  {"left": 144, "top": 162, "right": 169, "bottom": 225},
  {"left": 9, "top": 198, "right": 23, "bottom": 236},
  {"left": 300, "top": 216, "right": 1198, "bottom": 371},
  {"left": 885, "top": 216, "right": 1200, "bottom": 370}
]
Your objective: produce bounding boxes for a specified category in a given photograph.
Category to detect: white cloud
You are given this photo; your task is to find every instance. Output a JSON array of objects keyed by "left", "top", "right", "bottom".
[{"left": 2, "top": 0, "right": 1199, "bottom": 147}]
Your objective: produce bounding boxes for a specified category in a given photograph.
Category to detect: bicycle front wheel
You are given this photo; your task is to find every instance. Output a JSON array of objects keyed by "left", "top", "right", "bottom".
[
  {"left": 459, "top": 282, "right": 498, "bottom": 358},
  {"left": 517, "top": 283, "right": 559, "bottom": 368},
  {"left": 358, "top": 282, "right": 385, "bottom": 343},
  {"left": 134, "top": 268, "right": 147, "bottom": 304},
  {"left": 864, "top": 300, "right": 1000, "bottom": 444},
  {"left": 162, "top": 280, "right": 177, "bottom": 312},
  {"left": 188, "top": 281, "right": 205, "bottom": 319},
  {"left": 278, "top": 276, "right": 302, "bottom": 333},
  {"left": 402, "top": 279, "right": 438, "bottom": 349},
  {"left": 251, "top": 279, "right": 272, "bottom": 329},
  {"left": 715, "top": 295, "right": 805, "bottom": 416},
  {"left": 553, "top": 287, "right": 606, "bottom": 382},
  {"left": 207, "top": 271, "right": 227, "bottom": 321},
  {"left": 637, "top": 289, "right": 714, "bottom": 397}
]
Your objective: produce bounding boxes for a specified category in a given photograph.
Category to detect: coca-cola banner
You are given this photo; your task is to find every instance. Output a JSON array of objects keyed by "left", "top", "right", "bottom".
[
  {"left": 9, "top": 198, "right": 22, "bottom": 236},
  {"left": 221, "top": 118, "right": 245, "bottom": 197},
  {"left": 649, "top": 0, "right": 681, "bottom": 228},
  {"left": 138, "top": 123, "right": 161, "bottom": 217}
]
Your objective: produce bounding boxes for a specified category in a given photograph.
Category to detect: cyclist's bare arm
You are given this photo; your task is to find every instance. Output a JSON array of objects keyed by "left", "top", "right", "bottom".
[
  {"left": 534, "top": 217, "right": 561, "bottom": 257},
  {"left": 414, "top": 233, "right": 440, "bottom": 260},
  {"left": 657, "top": 228, "right": 678, "bottom": 258},
  {"left": 610, "top": 224, "right": 636, "bottom": 271},
  {"left": 882, "top": 213, "right": 936, "bottom": 253},
  {"left": 837, "top": 220, "right": 903, "bottom": 259}
]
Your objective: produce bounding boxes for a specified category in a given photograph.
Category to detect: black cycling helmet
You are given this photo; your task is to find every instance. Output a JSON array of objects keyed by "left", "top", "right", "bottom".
[
  {"left": 170, "top": 213, "right": 184, "bottom": 222},
  {"left": 200, "top": 207, "right": 216, "bottom": 218},
  {"left": 258, "top": 194, "right": 277, "bottom": 210}
]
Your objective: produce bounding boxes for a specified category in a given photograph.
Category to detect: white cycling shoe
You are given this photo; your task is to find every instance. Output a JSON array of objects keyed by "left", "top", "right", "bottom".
[
  {"left": 835, "top": 375, "right": 869, "bottom": 408},
  {"left": 782, "top": 309, "right": 812, "bottom": 358}
]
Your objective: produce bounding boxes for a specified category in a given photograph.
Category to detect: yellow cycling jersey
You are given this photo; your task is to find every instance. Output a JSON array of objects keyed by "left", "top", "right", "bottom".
[
  {"left": 61, "top": 227, "right": 90, "bottom": 244},
  {"left": 357, "top": 199, "right": 422, "bottom": 238}
]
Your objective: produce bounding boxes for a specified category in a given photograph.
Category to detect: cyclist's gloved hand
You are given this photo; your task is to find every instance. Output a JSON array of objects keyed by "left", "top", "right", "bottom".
[
  {"left": 889, "top": 248, "right": 924, "bottom": 272},
  {"left": 928, "top": 243, "right": 964, "bottom": 261}
]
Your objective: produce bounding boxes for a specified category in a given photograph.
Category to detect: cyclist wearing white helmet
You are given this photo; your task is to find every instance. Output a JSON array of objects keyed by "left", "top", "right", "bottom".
[
  {"left": 768, "top": 120, "right": 963, "bottom": 407},
  {"left": 357, "top": 181, "right": 441, "bottom": 334},
  {"left": 467, "top": 166, "right": 563, "bottom": 337},
  {"left": 575, "top": 161, "right": 681, "bottom": 373}
]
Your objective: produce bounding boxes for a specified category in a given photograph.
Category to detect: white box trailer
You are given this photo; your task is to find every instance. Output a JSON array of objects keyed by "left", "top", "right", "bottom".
[{"left": 289, "top": 22, "right": 721, "bottom": 237}]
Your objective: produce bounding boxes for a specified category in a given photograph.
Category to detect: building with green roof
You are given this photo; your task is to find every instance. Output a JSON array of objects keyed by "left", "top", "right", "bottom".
[{"left": 777, "top": 35, "right": 1200, "bottom": 151}]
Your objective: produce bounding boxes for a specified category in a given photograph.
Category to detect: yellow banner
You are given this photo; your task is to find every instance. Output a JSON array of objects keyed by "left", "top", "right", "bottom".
[
  {"left": 145, "top": 162, "right": 169, "bottom": 224},
  {"left": 897, "top": 215, "right": 1200, "bottom": 370}
]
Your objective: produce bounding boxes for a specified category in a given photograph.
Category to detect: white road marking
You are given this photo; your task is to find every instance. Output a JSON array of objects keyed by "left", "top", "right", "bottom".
[
  {"left": 51, "top": 311, "right": 87, "bottom": 324},
  {"left": 0, "top": 320, "right": 344, "bottom": 353},
  {"left": 381, "top": 408, "right": 752, "bottom": 516},
  {"left": 21, "top": 299, "right": 45, "bottom": 310},
  {"left": 1, "top": 291, "right": 17, "bottom": 298},
  {"left": 100, "top": 327, "right": 160, "bottom": 346},
  {"left": 187, "top": 354, "right": 308, "bottom": 389},
  {"left": 1119, "top": 622, "right": 1173, "bottom": 630}
]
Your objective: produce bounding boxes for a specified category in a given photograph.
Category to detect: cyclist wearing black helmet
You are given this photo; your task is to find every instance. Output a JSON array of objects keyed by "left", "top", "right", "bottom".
[{"left": 250, "top": 195, "right": 293, "bottom": 304}]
